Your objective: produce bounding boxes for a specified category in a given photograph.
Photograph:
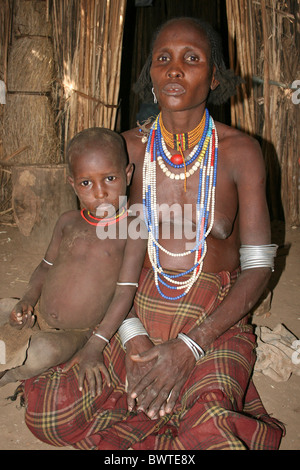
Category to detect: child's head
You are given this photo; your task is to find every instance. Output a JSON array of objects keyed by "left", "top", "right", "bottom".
[{"left": 67, "top": 127, "right": 133, "bottom": 218}]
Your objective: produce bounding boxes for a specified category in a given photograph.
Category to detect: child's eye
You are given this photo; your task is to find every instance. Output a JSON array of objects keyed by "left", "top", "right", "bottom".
[{"left": 80, "top": 180, "right": 91, "bottom": 187}]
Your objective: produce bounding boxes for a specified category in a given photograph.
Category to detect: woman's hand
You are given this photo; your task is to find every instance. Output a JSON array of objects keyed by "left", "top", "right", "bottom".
[
  {"left": 63, "top": 336, "right": 111, "bottom": 397},
  {"left": 9, "top": 301, "right": 35, "bottom": 329},
  {"left": 129, "top": 338, "right": 195, "bottom": 419},
  {"left": 125, "top": 335, "right": 155, "bottom": 412}
]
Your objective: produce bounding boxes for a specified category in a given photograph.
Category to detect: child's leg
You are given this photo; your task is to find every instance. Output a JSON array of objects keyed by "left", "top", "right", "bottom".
[{"left": 0, "top": 329, "right": 88, "bottom": 386}]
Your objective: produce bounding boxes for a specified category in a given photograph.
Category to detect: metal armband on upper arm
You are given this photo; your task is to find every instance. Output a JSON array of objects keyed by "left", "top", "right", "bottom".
[{"left": 239, "top": 244, "right": 278, "bottom": 272}]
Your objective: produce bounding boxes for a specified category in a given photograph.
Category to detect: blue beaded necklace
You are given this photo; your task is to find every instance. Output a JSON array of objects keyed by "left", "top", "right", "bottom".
[
  {"left": 142, "top": 109, "right": 218, "bottom": 300},
  {"left": 156, "top": 109, "right": 210, "bottom": 169}
]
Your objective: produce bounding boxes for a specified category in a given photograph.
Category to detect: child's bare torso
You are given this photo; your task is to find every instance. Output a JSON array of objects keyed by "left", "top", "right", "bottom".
[{"left": 39, "top": 212, "right": 127, "bottom": 329}]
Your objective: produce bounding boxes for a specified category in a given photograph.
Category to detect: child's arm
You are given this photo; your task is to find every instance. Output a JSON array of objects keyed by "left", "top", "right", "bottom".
[
  {"left": 9, "top": 213, "right": 67, "bottom": 329},
  {"left": 9, "top": 260, "right": 52, "bottom": 329},
  {"left": 64, "top": 217, "right": 148, "bottom": 395},
  {"left": 93, "top": 235, "right": 147, "bottom": 342}
]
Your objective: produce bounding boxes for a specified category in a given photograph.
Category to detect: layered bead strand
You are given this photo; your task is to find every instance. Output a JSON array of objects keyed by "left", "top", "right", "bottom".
[
  {"left": 160, "top": 110, "right": 207, "bottom": 153},
  {"left": 142, "top": 109, "right": 219, "bottom": 300}
]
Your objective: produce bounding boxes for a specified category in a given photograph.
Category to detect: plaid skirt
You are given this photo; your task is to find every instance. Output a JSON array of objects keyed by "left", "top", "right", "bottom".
[{"left": 23, "top": 268, "right": 284, "bottom": 450}]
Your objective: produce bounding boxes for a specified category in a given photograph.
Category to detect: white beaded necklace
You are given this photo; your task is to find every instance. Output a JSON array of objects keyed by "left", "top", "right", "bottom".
[
  {"left": 142, "top": 111, "right": 219, "bottom": 300},
  {"left": 157, "top": 127, "right": 212, "bottom": 181}
]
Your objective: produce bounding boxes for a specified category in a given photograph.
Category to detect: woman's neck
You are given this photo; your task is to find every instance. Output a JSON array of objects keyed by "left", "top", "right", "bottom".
[{"left": 160, "top": 105, "right": 207, "bottom": 134}]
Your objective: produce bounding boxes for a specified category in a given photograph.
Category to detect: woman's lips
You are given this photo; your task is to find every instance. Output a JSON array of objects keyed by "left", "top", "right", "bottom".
[{"left": 162, "top": 82, "right": 185, "bottom": 96}]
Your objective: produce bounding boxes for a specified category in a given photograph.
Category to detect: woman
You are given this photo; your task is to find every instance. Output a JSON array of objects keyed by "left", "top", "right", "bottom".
[{"left": 23, "top": 17, "right": 284, "bottom": 450}]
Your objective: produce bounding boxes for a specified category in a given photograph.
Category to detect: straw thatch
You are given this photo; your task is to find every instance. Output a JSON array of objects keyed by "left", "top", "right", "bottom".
[
  {"left": 7, "top": 36, "right": 54, "bottom": 92},
  {"left": 49, "top": 0, "right": 127, "bottom": 153},
  {"left": 1, "top": 0, "right": 298, "bottom": 228},
  {"left": 0, "top": 0, "right": 59, "bottom": 223},
  {"left": 0, "top": 0, "right": 127, "bottom": 224},
  {"left": 226, "top": 0, "right": 300, "bottom": 226},
  {"left": 13, "top": 0, "right": 52, "bottom": 37},
  {"left": 3, "top": 94, "right": 59, "bottom": 165},
  {"left": 0, "top": 1, "right": 13, "bottom": 222},
  {"left": 2, "top": 0, "right": 59, "bottom": 166}
]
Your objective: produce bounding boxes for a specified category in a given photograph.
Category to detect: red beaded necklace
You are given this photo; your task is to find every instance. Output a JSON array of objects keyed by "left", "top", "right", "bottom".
[
  {"left": 80, "top": 206, "right": 127, "bottom": 226},
  {"left": 160, "top": 112, "right": 206, "bottom": 165}
]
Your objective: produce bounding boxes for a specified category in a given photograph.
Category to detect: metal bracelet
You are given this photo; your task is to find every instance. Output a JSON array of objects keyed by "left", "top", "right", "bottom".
[
  {"left": 118, "top": 318, "right": 149, "bottom": 349},
  {"left": 239, "top": 244, "right": 278, "bottom": 272},
  {"left": 93, "top": 332, "right": 109, "bottom": 343},
  {"left": 178, "top": 333, "right": 205, "bottom": 361}
]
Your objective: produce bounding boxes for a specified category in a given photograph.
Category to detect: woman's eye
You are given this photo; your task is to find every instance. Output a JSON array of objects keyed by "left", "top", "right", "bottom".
[
  {"left": 186, "top": 54, "right": 199, "bottom": 62},
  {"left": 157, "top": 54, "right": 169, "bottom": 62}
]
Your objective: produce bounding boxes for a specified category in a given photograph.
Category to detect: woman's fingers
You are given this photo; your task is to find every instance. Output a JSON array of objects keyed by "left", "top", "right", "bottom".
[{"left": 129, "top": 340, "right": 195, "bottom": 418}]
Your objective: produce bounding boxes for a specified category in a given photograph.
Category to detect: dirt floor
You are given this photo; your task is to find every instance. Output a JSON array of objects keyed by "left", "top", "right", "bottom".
[{"left": 0, "top": 220, "right": 299, "bottom": 450}]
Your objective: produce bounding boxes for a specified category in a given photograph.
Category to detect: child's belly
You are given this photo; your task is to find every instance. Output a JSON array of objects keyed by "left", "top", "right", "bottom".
[{"left": 39, "top": 262, "right": 117, "bottom": 329}]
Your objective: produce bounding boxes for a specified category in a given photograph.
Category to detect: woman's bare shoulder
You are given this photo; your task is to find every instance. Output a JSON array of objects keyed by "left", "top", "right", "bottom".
[
  {"left": 216, "top": 121, "right": 262, "bottom": 160},
  {"left": 122, "top": 127, "right": 143, "bottom": 147},
  {"left": 122, "top": 127, "right": 148, "bottom": 164}
]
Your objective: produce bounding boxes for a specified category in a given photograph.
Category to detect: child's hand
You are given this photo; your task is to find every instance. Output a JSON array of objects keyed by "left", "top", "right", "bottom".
[
  {"left": 9, "top": 301, "right": 35, "bottom": 330},
  {"left": 63, "top": 337, "right": 111, "bottom": 397}
]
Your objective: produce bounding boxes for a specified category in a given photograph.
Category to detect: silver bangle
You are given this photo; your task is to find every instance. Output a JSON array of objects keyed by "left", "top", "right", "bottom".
[
  {"left": 239, "top": 244, "right": 278, "bottom": 272},
  {"left": 93, "top": 332, "right": 109, "bottom": 343},
  {"left": 178, "top": 333, "right": 205, "bottom": 361},
  {"left": 42, "top": 258, "right": 53, "bottom": 266},
  {"left": 116, "top": 282, "right": 139, "bottom": 287},
  {"left": 118, "top": 318, "right": 149, "bottom": 349}
]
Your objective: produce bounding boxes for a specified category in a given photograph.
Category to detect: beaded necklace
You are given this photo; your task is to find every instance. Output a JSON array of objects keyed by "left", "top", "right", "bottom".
[
  {"left": 157, "top": 110, "right": 210, "bottom": 167},
  {"left": 160, "top": 110, "right": 206, "bottom": 153},
  {"left": 156, "top": 110, "right": 211, "bottom": 192},
  {"left": 80, "top": 206, "right": 127, "bottom": 227},
  {"left": 142, "top": 110, "right": 218, "bottom": 300}
]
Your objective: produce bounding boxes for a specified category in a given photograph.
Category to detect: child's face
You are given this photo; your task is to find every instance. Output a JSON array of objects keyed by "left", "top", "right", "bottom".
[{"left": 68, "top": 144, "right": 133, "bottom": 218}]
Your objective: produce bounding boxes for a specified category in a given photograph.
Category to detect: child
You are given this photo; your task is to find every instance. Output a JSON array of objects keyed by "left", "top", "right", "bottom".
[{"left": 0, "top": 127, "right": 147, "bottom": 395}]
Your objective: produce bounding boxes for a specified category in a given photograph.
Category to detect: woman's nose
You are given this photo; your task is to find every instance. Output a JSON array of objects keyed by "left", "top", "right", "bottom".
[{"left": 167, "top": 63, "right": 183, "bottom": 79}]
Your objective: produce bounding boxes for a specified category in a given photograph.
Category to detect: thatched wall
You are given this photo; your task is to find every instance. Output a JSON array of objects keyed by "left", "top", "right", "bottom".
[
  {"left": 0, "top": 0, "right": 59, "bottom": 223},
  {"left": 226, "top": 0, "right": 300, "bottom": 226},
  {"left": 2, "top": 0, "right": 59, "bottom": 165},
  {"left": 1, "top": 0, "right": 299, "bottom": 228},
  {"left": 0, "top": 0, "right": 127, "bottom": 225},
  {"left": 50, "top": 0, "right": 127, "bottom": 154}
]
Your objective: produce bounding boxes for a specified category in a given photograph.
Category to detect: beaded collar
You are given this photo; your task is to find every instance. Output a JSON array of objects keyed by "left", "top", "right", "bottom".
[
  {"left": 156, "top": 110, "right": 211, "bottom": 192},
  {"left": 160, "top": 111, "right": 206, "bottom": 152},
  {"left": 142, "top": 109, "right": 219, "bottom": 300},
  {"left": 81, "top": 206, "right": 127, "bottom": 226}
]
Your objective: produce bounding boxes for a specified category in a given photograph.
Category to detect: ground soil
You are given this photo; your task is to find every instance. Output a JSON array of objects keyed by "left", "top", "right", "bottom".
[{"left": 0, "top": 221, "right": 299, "bottom": 450}]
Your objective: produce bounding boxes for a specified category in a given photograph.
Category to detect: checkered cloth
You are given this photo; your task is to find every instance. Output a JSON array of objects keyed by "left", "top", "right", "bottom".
[{"left": 23, "top": 268, "right": 284, "bottom": 450}]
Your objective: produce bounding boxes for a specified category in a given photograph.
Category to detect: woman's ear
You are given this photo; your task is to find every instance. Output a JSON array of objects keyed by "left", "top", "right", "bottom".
[
  {"left": 210, "top": 65, "right": 220, "bottom": 91},
  {"left": 126, "top": 163, "right": 135, "bottom": 186}
]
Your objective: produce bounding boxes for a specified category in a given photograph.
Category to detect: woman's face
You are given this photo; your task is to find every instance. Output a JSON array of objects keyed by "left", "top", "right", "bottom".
[{"left": 150, "top": 19, "right": 218, "bottom": 113}]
